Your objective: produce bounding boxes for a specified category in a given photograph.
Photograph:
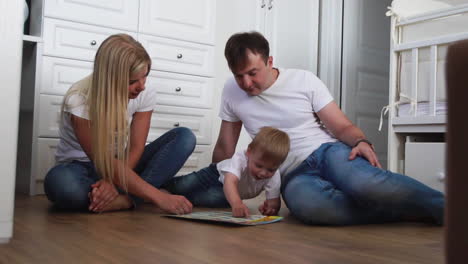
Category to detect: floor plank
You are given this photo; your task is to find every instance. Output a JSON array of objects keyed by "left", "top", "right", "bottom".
[{"left": 0, "top": 195, "right": 444, "bottom": 264}]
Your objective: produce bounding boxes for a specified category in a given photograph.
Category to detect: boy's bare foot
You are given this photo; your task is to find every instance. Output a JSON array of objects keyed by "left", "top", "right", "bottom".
[{"left": 98, "top": 194, "right": 133, "bottom": 212}]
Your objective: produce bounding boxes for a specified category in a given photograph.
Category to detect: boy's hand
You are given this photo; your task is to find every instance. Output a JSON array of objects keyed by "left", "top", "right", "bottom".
[
  {"left": 231, "top": 202, "right": 250, "bottom": 218},
  {"left": 258, "top": 198, "right": 281, "bottom": 216}
]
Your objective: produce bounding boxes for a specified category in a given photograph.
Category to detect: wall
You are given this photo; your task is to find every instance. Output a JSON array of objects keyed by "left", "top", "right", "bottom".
[{"left": 0, "top": 0, "right": 23, "bottom": 243}]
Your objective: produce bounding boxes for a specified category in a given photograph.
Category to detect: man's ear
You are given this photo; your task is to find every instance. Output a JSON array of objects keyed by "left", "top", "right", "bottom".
[{"left": 267, "top": 56, "right": 273, "bottom": 67}]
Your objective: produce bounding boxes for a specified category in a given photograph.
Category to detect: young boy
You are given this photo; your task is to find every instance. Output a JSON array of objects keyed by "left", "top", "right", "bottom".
[{"left": 163, "top": 126, "right": 290, "bottom": 217}]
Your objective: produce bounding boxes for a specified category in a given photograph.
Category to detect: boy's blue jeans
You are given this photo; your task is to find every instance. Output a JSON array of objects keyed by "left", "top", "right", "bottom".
[
  {"left": 43, "top": 127, "right": 196, "bottom": 210},
  {"left": 163, "top": 163, "right": 230, "bottom": 208},
  {"left": 282, "top": 142, "right": 445, "bottom": 225}
]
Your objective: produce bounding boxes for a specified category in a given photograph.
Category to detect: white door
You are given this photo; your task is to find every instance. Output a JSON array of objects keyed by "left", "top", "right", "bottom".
[
  {"left": 341, "top": 0, "right": 391, "bottom": 169},
  {"left": 265, "top": 0, "right": 320, "bottom": 74},
  {"left": 138, "top": 0, "right": 216, "bottom": 45}
]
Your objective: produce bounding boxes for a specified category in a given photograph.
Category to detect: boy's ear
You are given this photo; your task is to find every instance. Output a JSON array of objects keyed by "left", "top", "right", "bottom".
[{"left": 246, "top": 146, "right": 252, "bottom": 157}]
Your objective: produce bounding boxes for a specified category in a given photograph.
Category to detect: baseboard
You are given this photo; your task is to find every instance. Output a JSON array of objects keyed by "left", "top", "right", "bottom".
[{"left": 0, "top": 221, "right": 13, "bottom": 244}]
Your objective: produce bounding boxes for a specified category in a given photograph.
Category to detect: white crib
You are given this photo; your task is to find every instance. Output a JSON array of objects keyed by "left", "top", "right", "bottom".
[{"left": 387, "top": 1, "right": 468, "bottom": 192}]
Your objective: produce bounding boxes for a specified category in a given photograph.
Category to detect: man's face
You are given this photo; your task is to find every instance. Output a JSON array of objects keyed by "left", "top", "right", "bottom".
[{"left": 232, "top": 50, "right": 275, "bottom": 96}]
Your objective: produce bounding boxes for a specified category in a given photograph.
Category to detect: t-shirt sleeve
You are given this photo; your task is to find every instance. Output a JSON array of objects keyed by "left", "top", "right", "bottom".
[
  {"left": 217, "top": 151, "right": 244, "bottom": 183},
  {"left": 136, "top": 87, "right": 157, "bottom": 112},
  {"left": 64, "top": 93, "right": 89, "bottom": 120},
  {"left": 264, "top": 171, "right": 281, "bottom": 199},
  {"left": 218, "top": 78, "right": 241, "bottom": 122},
  {"left": 310, "top": 73, "right": 334, "bottom": 112}
]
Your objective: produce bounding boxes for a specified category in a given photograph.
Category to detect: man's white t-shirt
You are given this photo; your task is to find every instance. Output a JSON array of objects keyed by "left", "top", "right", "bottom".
[
  {"left": 219, "top": 68, "right": 337, "bottom": 177},
  {"left": 55, "top": 75, "right": 157, "bottom": 163},
  {"left": 217, "top": 150, "right": 281, "bottom": 200}
]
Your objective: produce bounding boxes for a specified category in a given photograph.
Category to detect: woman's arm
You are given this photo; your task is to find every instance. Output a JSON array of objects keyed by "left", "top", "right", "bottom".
[
  {"left": 71, "top": 114, "right": 192, "bottom": 214},
  {"left": 128, "top": 111, "right": 152, "bottom": 169},
  {"left": 223, "top": 173, "right": 250, "bottom": 217}
]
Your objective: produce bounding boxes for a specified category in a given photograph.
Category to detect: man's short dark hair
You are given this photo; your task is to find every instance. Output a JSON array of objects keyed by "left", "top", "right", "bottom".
[{"left": 224, "top": 31, "right": 270, "bottom": 71}]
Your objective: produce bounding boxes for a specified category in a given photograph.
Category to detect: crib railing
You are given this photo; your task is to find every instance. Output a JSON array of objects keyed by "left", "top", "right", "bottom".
[{"left": 391, "top": 4, "right": 468, "bottom": 125}]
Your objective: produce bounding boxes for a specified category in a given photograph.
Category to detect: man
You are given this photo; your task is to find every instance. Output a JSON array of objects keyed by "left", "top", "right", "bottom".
[{"left": 213, "top": 31, "right": 444, "bottom": 225}]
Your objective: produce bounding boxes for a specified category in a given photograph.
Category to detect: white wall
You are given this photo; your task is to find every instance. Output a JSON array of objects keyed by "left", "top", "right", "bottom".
[
  {"left": 0, "top": 0, "right": 23, "bottom": 243},
  {"left": 212, "top": 1, "right": 258, "bottom": 154}
]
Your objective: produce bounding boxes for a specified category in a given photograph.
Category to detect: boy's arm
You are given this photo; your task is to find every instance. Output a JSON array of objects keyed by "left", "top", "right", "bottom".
[
  {"left": 223, "top": 172, "right": 250, "bottom": 218},
  {"left": 259, "top": 198, "right": 281, "bottom": 216}
]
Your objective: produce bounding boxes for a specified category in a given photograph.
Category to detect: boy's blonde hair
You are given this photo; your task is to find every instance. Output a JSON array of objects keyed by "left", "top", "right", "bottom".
[{"left": 248, "top": 127, "right": 290, "bottom": 165}]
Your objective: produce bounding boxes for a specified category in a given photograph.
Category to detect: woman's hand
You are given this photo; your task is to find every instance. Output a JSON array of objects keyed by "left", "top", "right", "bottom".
[
  {"left": 88, "top": 180, "right": 119, "bottom": 212},
  {"left": 349, "top": 142, "right": 382, "bottom": 168},
  {"left": 155, "top": 192, "right": 193, "bottom": 215}
]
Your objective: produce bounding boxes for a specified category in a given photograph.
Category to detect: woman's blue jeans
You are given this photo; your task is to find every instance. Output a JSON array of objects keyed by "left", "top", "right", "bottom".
[
  {"left": 44, "top": 127, "right": 196, "bottom": 210},
  {"left": 282, "top": 142, "right": 445, "bottom": 225},
  {"left": 163, "top": 163, "right": 230, "bottom": 208}
]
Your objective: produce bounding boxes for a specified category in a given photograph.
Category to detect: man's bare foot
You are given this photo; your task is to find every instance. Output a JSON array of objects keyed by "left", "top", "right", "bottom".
[{"left": 97, "top": 195, "right": 133, "bottom": 212}]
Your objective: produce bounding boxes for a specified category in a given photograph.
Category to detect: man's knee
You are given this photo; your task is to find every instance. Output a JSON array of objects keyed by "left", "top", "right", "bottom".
[{"left": 283, "top": 178, "right": 352, "bottom": 225}]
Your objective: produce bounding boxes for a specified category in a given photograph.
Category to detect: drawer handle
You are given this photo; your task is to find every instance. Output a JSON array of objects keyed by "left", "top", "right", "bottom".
[
  {"left": 177, "top": 53, "right": 183, "bottom": 59},
  {"left": 437, "top": 172, "right": 445, "bottom": 182},
  {"left": 175, "top": 87, "right": 182, "bottom": 92},
  {"left": 173, "top": 122, "right": 180, "bottom": 127},
  {"left": 90, "top": 40, "right": 97, "bottom": 46}
]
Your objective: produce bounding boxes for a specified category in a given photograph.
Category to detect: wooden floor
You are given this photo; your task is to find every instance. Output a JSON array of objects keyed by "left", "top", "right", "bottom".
[{"left": 0, "top": 195, "right": 444, "bottom": 264}]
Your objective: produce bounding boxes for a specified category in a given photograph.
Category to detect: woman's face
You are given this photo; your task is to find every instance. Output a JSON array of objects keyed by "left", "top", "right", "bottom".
[{"left": 128, "top": 66, "right": 149, "bottom": 99}]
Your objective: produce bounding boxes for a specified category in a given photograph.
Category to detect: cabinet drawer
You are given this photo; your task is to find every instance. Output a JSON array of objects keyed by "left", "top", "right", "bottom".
[
  {"left": 38, "top": 95, "right": 63, "bottom": 138},
  {"left": 147, "top": 70, "right": 214, "bottom": 109},
  {"left": 41, "top": 56, "right": 93, "bottom": 95},
  {"left": 44, "top": 18, "right": 136, "bottom": 61},
  {"left": 176, "top": 145, "right": 212, "bottom": 176},
  {"left": 36, "top": 138, "right": 60, "bottom": 181},
  {"left": 139, "top": 34, "right": 214, "bottom": 77},
  {"left": 139, "top": 0, "right": 215, "bottom": 45},
  {"left": 405, "top": 142, "right": 445, "bottom": 193},
  {"left": 148, "top": 105, "right": 212, "bottom": 145},
  {"left": 44, "top": 0, "right": 139, "bottom": 32}
]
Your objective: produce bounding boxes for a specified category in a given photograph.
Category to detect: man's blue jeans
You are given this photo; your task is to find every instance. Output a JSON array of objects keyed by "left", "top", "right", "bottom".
[
  {"left": 44, "top": 127, "right": 196, "bottom": 210},
  {"left": 163, "top": 163, "right": 229, "bottom": 208},
  {"left": 282, "top": 142, "right": 445, "bottom": 225}
]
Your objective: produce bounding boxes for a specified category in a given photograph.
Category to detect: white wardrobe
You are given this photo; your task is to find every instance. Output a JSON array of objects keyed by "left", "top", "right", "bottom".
[{"left": 18, "top": 0, "right": 216, "bottom": 195}]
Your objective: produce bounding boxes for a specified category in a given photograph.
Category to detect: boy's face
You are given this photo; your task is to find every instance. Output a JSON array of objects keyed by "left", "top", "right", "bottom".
[
  {"left": 231, "top": 50, "right": 275, "bottom": 96},
  {"left": 246, "top": 148, "right": 280, "bottom": 180}
]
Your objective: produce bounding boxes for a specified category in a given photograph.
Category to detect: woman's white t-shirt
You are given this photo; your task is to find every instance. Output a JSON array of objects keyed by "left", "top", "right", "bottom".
[
  {"left": 55, "top": 75, "right": 157, "bottom": 163},
  {"left": 217, "top": 150, "right": 281, "bottom": 200}
]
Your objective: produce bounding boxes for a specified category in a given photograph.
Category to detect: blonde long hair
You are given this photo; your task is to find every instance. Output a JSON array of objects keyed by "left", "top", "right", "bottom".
[{"left": 64, "top": 34, "right": 151, "bottom": 187}]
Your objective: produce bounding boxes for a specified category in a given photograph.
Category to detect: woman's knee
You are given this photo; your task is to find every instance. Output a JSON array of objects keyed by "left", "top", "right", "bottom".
[
  {"left": 172, "top": 127, "right": 196, "bottom": 152},
  {"left": 44, "top": 164, "right": 91, "bottom": 210}
]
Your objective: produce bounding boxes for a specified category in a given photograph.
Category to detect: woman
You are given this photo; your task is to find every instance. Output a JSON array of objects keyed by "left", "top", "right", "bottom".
[{"left": 44, "top": 34, "right": 195, "bottom": 215}]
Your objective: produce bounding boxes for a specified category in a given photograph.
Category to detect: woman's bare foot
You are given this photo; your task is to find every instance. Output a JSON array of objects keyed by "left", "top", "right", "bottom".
[{"left": 97, "top": 194, "right": 133, "bottom": 212}]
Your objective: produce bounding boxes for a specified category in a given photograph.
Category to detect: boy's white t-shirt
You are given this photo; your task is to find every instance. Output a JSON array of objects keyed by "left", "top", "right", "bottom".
[
  {"left": 219, "top": 68, "right": 337, "bottom": 177},
  {"left": 217, "top": 150, "right": 281, "bottom": 200},
  {"left": 55, "top": 75, "right": 157, "bottom": 163}
]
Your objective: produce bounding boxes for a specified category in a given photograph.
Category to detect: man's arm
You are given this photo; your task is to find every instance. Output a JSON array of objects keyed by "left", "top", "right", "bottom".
[
  {"left": 317, "top": 101, "right": 382, "bottom": 168},
  {"left": 212, "top": 120, "right": 242, "bottom": 163}
]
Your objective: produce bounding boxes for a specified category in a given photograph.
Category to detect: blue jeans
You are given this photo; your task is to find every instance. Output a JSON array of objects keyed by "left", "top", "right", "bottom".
[
  {"left": 163, "top": 163, "right": 230, "bottom": 207},
  {"left": 282, "top": 142, "right": 445, "bottom": 225},
  {"left": 44, "top": 127, "right": 196, "bottom": 210}
]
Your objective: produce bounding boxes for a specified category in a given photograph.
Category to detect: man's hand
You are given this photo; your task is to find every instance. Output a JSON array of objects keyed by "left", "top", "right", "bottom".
[
  {"left": 258, "top": 198, "right": 280, "bottom": 216},
  {"left": 155, "top": 192, "right": 193, "bottom": 215},
  {"left": 89, "top": 180, "right": 119, "bottom": 212},
  {"left": 349, "top": 142, "right": 382, "bottom": 168},
  {"left": 231, "top": 202, "right": 250, "bottom": 218}
]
